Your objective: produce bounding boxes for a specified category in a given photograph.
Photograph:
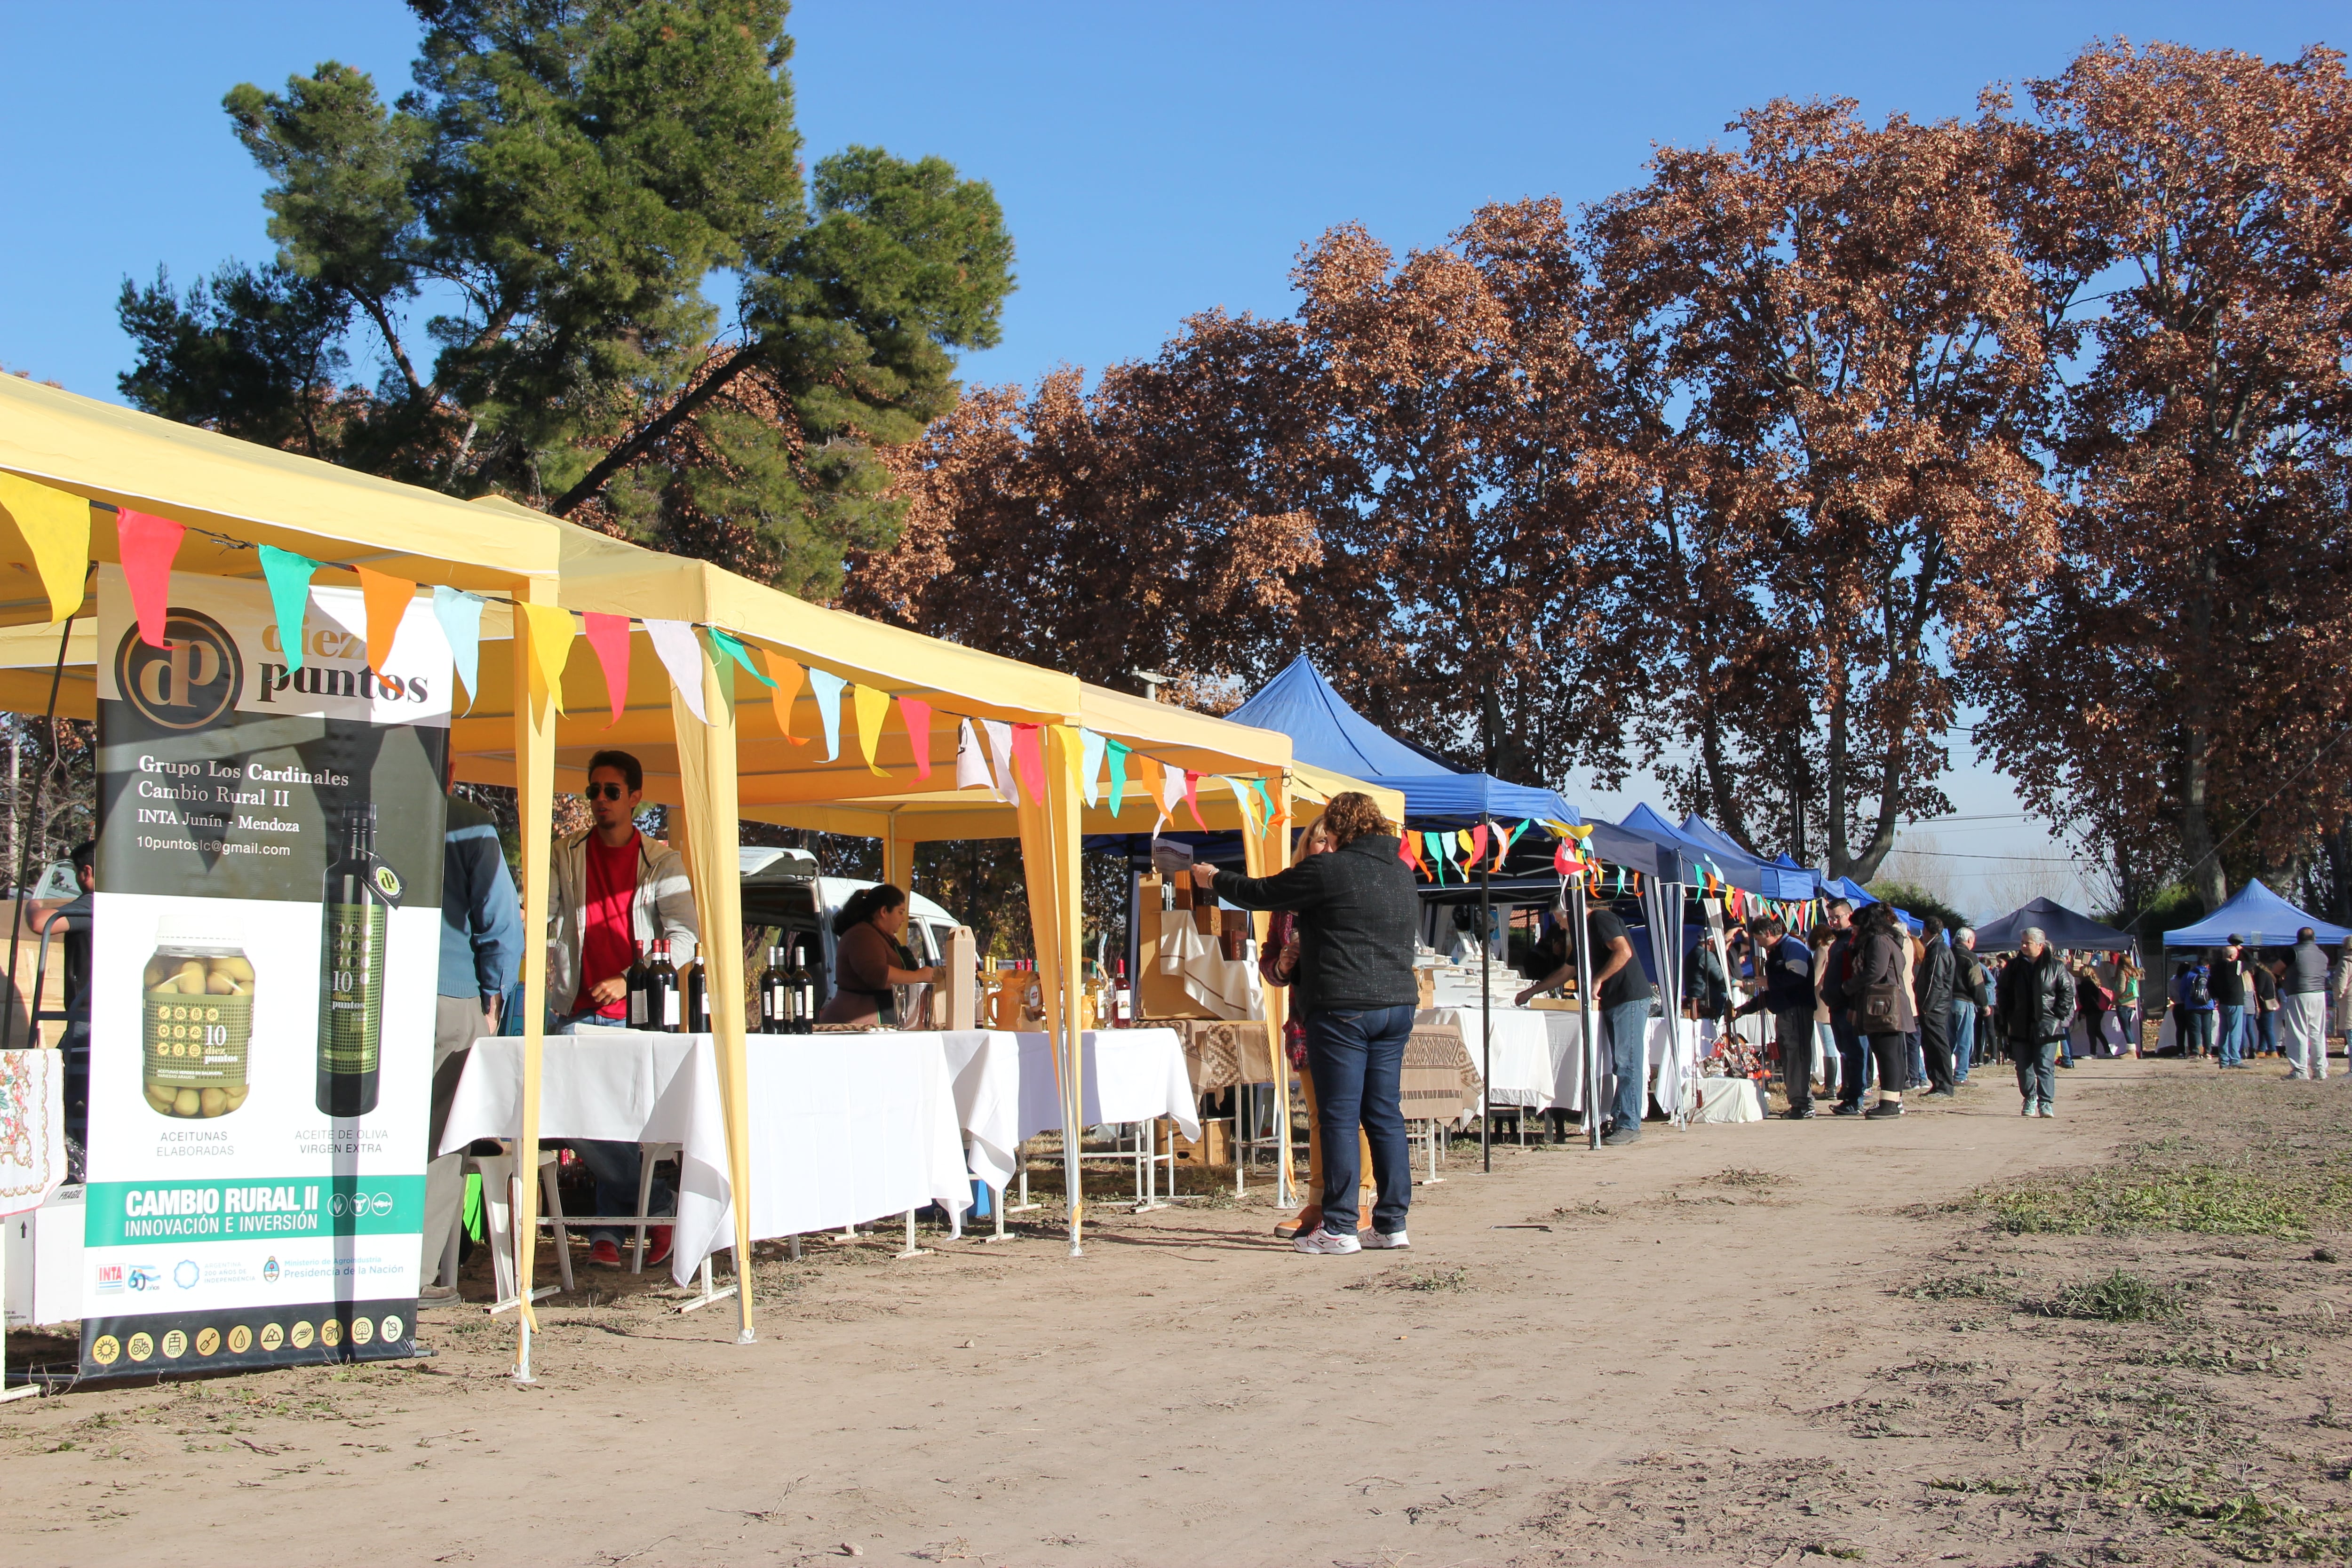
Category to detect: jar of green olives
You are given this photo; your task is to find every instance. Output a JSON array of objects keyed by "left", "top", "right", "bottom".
[{"left": 141, "top": 916, "right": 253, "bottom": 1119}]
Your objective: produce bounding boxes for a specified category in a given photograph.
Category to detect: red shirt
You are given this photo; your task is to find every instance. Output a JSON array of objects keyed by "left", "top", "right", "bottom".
[{"left": 575, "top": 831, "right": 640, "bottom": 1018}]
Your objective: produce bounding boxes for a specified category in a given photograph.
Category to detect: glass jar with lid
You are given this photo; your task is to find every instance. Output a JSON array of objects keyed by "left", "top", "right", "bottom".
[{"left": 141, "top": 914, "right": 254, "bottom": 1118}]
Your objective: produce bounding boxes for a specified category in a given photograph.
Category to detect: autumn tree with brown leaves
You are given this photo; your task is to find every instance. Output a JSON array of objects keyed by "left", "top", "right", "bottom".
[
  {"left": 1587, "top": 98, "right": 2064, "bottom": 882},
  {"left": 1964, "top": 40, "right": 2352, "bottom": 910}
]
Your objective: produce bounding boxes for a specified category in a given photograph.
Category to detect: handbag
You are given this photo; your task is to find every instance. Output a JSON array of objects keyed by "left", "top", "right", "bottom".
[{"left": 1854, "top": 978, "right": 1902, "bottom": 1031}]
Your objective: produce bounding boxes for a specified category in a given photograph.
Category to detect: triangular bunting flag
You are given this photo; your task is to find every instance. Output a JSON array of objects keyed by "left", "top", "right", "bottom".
[
  {"left": 1181, "top": 770, "right": 1207, "bottom": 832},
  {"left": 643, "top": 618, "right": 707, "bottom": 724},
  {"left": 1249, "top": 778, "right": 1275, "bottom": 835},
  {"left": 0, "top": 474, "right": 90, "bottom": 623},
  {"left": 850, "top": 684, "right": 892, "bottom": 776},
  {"left": 954, "top": 719, "right": 993, "bottom": 794},
  {"left": 1468, "top": 823, "right": 1489, "bottom": 868},
  {"left": 1078, "top": 729, "right": 1105, "bottom": 808},
  {"left": 1425, "top": 831, "right": 1450, "bottom": 884},
  {"left": 1141, "top": 756, "right": 1172, "bottom": 832},
  {"left": 1223, "top": 776, "right": 1255, "bottom": 834},
  {"left": 115, "top": 507, "right": 184, "bottom": 649},
  {"left": 1105, "top": 740, "right": 1130, "bottom": 813},
  {"left": 762, "top": 651, "right": 808, "bottom": 744},
  {"left": 1011, "top": 724, "right": 1048, "bottom": 806},
  {"left": 807, "top": 669, "right": 846, "bottom": 760},
  {"left": 707, "top": 627, "right": 773, "bottom": 686},
  {"left": 354, "top": 565, "right": 415, "bottom": 676},
  {"left": 983, "top": 720, "right": 1017, "bottom": 804},
  {"left": 898, "top": 697, "right": 935, "bottom": 779},
  {"left": 582, "top": 612, "right": 631, "bottom": 727},
  {"left": 432, "top": 586, "right": 485, "bottom": 714},
  {"left": 258, "top": 545, "right": 322, "bottom": 671},
  {"left": 513, "top": 600, "right": 576, "bottom": 716}
]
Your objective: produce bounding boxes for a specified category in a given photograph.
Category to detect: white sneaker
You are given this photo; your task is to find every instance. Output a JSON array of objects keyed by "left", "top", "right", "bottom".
[
  {"left": 1293, "top": 1228, "right": 1362, "bottom": 1255},
  {"left": 1360, "top": 1229, "right": 1410, "bottom": 1250},
  {"left": 2021, "top": 1101, "right": 2036, "bottom": 1117}
]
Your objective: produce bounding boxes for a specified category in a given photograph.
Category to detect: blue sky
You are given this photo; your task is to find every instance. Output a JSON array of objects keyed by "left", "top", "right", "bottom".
[{"left": 3, "top": 0, "right": 2336, "bottom": 913}]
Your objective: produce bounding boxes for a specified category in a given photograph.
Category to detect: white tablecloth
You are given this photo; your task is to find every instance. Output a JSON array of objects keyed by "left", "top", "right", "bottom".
[
  {"left": 441, "top": 1033, "right": 730, "bottom": 1288},
  {"left": 1426, "top": 1006, "right": 1693, "bottom": 1116},
  {"left": 741, "top": 1035, "right": 972, "bottom": 1242},
  {"left": 913, "top": 1028, "right": 1204, "bottom": 1193},
  {"left": 1, "top": 1049, "right": 66, "bottom": 1218},
  {"left": 1690, "top": 1077, "right": 1764, "bottom": 1123},
  {"left": 1154, "top": 919, "right": 1263, "bottom": 1020}
]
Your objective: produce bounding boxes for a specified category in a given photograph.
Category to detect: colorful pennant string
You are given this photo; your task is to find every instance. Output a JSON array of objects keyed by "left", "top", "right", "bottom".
[
  {"left": 1105, "top": 740, "right": 1131, "bottom": 813},
  {"left": 706, "top": 626, "right": 772, "bottom": 687},
  {"left": 983, "top": 719, "right": 1017, "bottom": 804},
  {"left": 1181, "top": 770, "right": 1207, "bottom": 832}
]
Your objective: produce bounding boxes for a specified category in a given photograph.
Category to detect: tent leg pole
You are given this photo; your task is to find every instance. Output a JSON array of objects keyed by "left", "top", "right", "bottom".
[{"left": 1481, "top": 813, "right": 1492, "bottom": 1174}]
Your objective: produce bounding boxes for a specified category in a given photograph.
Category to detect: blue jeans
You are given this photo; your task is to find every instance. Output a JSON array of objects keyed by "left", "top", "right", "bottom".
[
  {"left": 2217, "top": 1003, "right": 2244, "bottom": 1067},
  {"left": 561, "top": 1014, "right": 677, "bottom": 1244},
  {"left": 1605, "top": 999, "right": 1652, "bottom": 1135},
  {"left": 2183, "top": 1008, "right": 2215, "bottom": 1055},
  {"left": 1832, "top": 1011, "right": 1867, "bottom": 1108},
  {"left": 1948, "top": 1000, "right": 1976, "bottom": 1082},
  {"left": 1907, "top": 1032, "right": 1926, "bottom": 1090},
  {"left": 1305, "top": 1003, "right": 1414, "bottom": 1236},
  {"left": 2255, "top": 1007, "right": 2278, "bottom": 1056},
  {"left": 2014, "top": 1039, "right": 2059, "bottom": 1109}
]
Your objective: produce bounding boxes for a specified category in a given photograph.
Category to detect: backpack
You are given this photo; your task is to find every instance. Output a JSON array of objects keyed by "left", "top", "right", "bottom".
[{"left": 2189, "top": 968, "right": 2211, "bottom": 1007}]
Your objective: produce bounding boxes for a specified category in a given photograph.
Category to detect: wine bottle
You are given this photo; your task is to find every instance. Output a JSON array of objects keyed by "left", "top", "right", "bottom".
[
  {"left": 684, "top": 948, "right": 708, "bottom": 1035},
  {"left": 758, "top": 945, "right": 787, "bottom": 1034},
  {"left": 316, "top": 803, "right": 397, "bottom": 1117},
  {"left": 626, "top": 940, "right": 650, "bottom": 1028},
  {"left": 791, "top": 939, "right": 816, "bottom": 1034},
  {"left": 651, "top": 940, "right": 681, "bottom": 1032}
]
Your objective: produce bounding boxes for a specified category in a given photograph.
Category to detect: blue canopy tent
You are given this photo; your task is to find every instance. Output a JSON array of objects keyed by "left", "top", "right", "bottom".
[
  {"left": 1975, "top": 897, "right": 2139, "bottom": 954},
  {"left": 2162, "top": 881, "right": 2351, "bottom": 949},
  {"left": 1224, "top": 656, "right": 1581, "bottom": 831}
]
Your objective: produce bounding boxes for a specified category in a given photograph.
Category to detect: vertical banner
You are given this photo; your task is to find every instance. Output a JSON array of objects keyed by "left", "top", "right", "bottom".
[{"left": 80, "top": 565, "right": 449, "bottom": 1377}]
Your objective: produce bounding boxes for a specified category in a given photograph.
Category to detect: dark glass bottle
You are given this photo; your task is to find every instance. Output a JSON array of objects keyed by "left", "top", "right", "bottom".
[
  {"left": 626, "top": 940, "right": 650, "bottom": 1029},
  {"left": 759, "top": 945, "right": 788, "bottom": 1034},
  {"left": 792, "top": 939, "right": 817, "bottom": 1034},
  {"left": 684, "top": 947, "right": 708, "bottom": 1035},
  {"left": 317, "top": 803, "right": 397, "bottom": 1117},
  {"left": 646, "top": 940, "right": 679, "bottom": 1032}
]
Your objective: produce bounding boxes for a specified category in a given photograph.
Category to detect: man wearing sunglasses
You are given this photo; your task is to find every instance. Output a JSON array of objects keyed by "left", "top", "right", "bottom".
[{"left": 546, "top": 749, "right": 699, "bottom": 1266}]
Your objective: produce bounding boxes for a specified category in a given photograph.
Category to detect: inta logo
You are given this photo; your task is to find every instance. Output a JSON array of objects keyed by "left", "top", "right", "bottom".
[{"left": 115, "top": 610, "right": 241, "bottom": 730}]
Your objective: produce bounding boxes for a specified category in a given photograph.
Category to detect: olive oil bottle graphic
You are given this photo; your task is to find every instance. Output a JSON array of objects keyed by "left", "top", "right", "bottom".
[{"left": 317, "top": 803, "right": 400, "bottom": 1116}]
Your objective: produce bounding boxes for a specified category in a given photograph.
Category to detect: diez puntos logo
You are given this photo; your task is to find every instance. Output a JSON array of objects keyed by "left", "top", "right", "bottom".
[{"left": 114, "top": 610, "right": 242, "bottom": 731}]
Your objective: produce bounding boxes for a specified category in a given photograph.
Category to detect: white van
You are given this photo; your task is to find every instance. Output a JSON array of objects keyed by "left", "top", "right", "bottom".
[{"left": 738, "top": 847, "right": 961, "bottom": 1015}]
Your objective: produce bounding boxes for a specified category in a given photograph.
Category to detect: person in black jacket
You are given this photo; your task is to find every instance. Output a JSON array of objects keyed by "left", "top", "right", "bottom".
[
  {"left": 1915, "top": 916, "right": 1957, "bottom": 1097},
  {"left": 1734, "top": 916, "right": 1816, "bottom": 1118},
  {"left": 1995, "top": 927, "right": 2076, "bottom": 1117},
  {"left": 1197, "top": 791, "right": 1419, "bottom": 1255},
  {"left": 1851, "top": 904, "right": 1911, "bottom": 1119}
]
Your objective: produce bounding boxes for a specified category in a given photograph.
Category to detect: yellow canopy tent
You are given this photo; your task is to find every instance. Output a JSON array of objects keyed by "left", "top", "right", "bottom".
[
  {"left": 0, "top": 374, "right": 568, "bottom": 1381},
  {"left": 748, "top": 681, "right": 1406, "bottom": 1218},
  {"left": 440, "top": 507, "right": 1114, "bottom": 1274}
]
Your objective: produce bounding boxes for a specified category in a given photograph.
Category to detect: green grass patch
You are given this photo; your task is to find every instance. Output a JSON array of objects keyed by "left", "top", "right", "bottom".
[
  {"left": 2037, "top": 1268, "right": 2185, "bottom": 1322},
  {"left": 1905, "top": 1271, "right": 2018, "bottom": 1303},
  {"left": 1951, "top": 1160, "right": 2352, "bottom": 1240}
]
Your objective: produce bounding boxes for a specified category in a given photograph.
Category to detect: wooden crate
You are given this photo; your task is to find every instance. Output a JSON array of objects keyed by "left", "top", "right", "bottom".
[{"left": 1158, "top": 1118, "right": 1231, "bottom": 1166}]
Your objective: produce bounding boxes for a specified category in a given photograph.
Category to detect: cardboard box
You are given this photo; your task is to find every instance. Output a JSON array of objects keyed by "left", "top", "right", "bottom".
[{"left": 1136, "top": 875, "right": 1217, "bottom": 1019}]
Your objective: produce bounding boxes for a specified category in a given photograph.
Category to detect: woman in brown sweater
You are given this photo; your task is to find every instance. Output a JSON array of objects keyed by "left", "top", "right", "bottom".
[{"left": 816, "top": 883, "right": 941, "bottom": 1028}]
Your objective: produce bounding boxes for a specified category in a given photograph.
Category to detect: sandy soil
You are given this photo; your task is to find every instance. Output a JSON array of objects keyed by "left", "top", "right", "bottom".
[{"left": 6, "top": 1058, "right": 2349, "bottom": 1568}]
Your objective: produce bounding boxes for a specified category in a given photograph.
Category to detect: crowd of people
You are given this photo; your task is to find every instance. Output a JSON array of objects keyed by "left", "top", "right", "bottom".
[
  {"left": 1698, "top": 899, "right": 2339, "bottom": 1121},
  {"left": 2164, "top": 932, "right": 2340, "bottom": 1079}
]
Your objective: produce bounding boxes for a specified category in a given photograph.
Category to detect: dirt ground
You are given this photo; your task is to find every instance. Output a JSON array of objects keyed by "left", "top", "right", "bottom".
[{"left": 7, "top": 1057, "right": 2351, "bottom": 1568}]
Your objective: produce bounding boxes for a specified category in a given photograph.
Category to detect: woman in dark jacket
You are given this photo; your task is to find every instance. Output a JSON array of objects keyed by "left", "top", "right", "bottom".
[
  {"left": 1197, "top": 791, "right": 1418, "bottom": 1256},
  {"left": 815, "top": 884, "right": 940, "bottom": 1028},
  {"left": 1850, "top": 903, "right": 1910, "bottom": 1119},
  {"left": 1995, "top": 927, "right": 2076, "bottom": 1116}
]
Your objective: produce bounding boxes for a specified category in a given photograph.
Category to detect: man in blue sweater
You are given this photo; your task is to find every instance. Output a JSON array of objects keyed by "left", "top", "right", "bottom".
[
  {"left": 1736, "top": 915, "right": 1816, "bottom": 1118},
  {"left": 422, "top": 772, "right": 523, "bottom": 1301}
]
